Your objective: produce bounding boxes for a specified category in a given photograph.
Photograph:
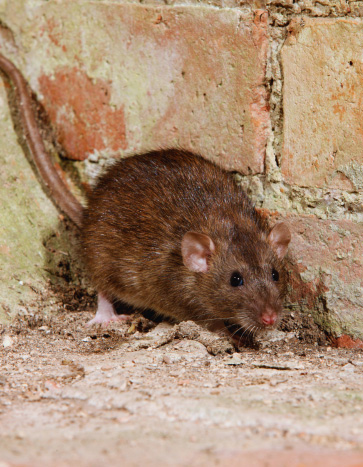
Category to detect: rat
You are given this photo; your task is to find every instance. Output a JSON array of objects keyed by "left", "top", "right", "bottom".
[{"left": 0, "top": 52, "right": 291, "bottom": 340}]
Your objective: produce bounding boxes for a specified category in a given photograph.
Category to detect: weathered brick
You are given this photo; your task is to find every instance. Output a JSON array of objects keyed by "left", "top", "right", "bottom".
[
  {"left": 332, "top": 335, "right": 363, "bottom": 349},
  {"left": 281, "top": 18, "right": 363, "bottom": 189},
  {"left": 7, "top": 3, "right": 269, "bottom": 173},
  {"left": 286, "top": 215, "right": 363, "bottom": 338}
]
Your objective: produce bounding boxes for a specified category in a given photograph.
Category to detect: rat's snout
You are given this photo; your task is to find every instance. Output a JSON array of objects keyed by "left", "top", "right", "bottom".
[{"left": 260, "top": 306, "right": 278, "bottom": 327}]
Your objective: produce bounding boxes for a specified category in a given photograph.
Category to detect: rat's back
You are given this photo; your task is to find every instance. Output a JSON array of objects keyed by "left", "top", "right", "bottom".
[{"left": 82, "top": 149, "right": 258, "bottom": 248}]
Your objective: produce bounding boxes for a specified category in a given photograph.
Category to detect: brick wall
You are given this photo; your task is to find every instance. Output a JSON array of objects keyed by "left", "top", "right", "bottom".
[{"left": 0, "top": 0, "right": 362, "bottom": 339}]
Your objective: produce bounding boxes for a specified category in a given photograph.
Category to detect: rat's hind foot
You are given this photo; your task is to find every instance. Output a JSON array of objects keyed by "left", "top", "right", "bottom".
[{"left": 85, "top": 293, "right": 131, "bottom": 327}]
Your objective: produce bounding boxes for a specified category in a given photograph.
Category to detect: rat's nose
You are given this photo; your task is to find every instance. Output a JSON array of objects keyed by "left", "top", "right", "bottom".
[{"left": 260, "top": 309, "right": 277, "bottom": 326}]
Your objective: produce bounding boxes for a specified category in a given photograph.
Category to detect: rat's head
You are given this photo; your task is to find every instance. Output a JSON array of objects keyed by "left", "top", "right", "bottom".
[{"left": 181, "top": 222, "right": 291, "bottom": 335}]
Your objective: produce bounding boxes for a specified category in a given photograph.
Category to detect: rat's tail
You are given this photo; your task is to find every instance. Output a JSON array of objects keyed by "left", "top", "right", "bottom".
[{"left": 0, "top": 52, "right": 83, "bottom": 227}]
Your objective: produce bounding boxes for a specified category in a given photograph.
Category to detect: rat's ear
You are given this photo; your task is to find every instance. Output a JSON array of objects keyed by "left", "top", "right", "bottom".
[
  {"left": 181, "top": 232, "right": 215, "bottom": 273},
  {"left": 267, "top": 222, "right": 291, "bottom": 259}
]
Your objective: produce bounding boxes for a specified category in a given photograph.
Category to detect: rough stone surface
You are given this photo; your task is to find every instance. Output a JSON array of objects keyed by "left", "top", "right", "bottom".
[
  {"left": 281, "top": 17, "right": 363, "bottom": 190},
  {"left": 0, "top": 2, "right": 269, "bottom": 173},
  {"left": 285, "top": 215, "right": 363, "bottom": 339},
  {"left": 0, "top": 313, "right": 363, "bottom": 466}
]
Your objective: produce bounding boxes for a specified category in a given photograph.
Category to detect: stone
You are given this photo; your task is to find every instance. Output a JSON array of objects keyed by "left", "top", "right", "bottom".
[
  {"left": 225, "top": 353, "right": 244, "bottom": 365},
  {"left": 2, "top": 335, "right": 13, "bottom": 348},
  {"left": 281, "top": 18, "right": 363, "bottom": 189}
]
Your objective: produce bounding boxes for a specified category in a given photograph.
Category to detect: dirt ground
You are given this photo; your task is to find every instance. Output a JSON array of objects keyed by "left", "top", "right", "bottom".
[{"left": 1, "top": 294, "right": 363, "bottom": 467}]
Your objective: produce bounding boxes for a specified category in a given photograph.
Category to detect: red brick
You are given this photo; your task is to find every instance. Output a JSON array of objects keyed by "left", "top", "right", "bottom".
[
  {"left": 332, "top": 335, "right": 363, "bottom": 349},
  {"left": 39, "top": 68, "right": 127, "bottom": 160}
]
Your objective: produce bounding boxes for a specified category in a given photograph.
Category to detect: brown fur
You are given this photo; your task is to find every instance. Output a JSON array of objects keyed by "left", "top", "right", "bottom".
[{"left": 82, "top": 149, "right": 289, "bottom": 334}]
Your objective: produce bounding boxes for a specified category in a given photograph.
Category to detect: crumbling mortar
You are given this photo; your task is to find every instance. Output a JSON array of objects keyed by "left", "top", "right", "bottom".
[
  {"left": 57, "top": 0, "right": 363, "bottom": 17},
  {"left": 241, "top": 11, "right": 363, "bottom": 225},
  {"left": 236, "top": 173, "right": 363, "bottom": 223},
  {"left": 112, "top": 0, "right": 363, "bottom": 17},
  {"left": 311, "top": 297, "right": 342, "bottom": 337},
  {"left": 266, "top": 0, "right": 363, "bottom": 18},
  {"left": 266, "top": 23, "right": 286, "bottom": 172}
]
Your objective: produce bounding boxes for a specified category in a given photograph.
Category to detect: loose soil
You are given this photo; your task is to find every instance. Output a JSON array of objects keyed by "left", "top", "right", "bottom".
[{"left": 0, "top": 293, "right": 363, "bottom": 467}]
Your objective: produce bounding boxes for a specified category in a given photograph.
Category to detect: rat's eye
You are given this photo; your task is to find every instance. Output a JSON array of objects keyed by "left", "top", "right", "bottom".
[
  {"left": 230, "top": 272, "right": 244, "bottom": 287},
  {"left": 272, "top": 268, "right": 279, "bottom": 282}
]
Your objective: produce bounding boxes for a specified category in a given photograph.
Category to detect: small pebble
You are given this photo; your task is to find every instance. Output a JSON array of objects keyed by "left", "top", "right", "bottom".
[
  {"left": 163, "top": 355, "right": 172, "bottom": 364},
  {"left": 3, "top": 335, "right": 13, "bottom": 348},
  {"left": 342, "top": 363, "right": 355, "bottom": 372},
  {"left": 225, "top": 353, "right": 243, "bottom": 365}
]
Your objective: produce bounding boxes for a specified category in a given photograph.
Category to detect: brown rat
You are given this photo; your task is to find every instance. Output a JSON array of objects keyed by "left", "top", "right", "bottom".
[
  {"left": 0, "top": 52, "right": 291, "bottom": 339},
  {"left": 82, "top": 149, "right": 291, "bottom": 335}
]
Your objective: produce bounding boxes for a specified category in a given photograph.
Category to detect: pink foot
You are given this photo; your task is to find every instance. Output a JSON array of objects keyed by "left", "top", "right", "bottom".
[{"left": 85, "top": 293, "right": 131, "bottom": 327}]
